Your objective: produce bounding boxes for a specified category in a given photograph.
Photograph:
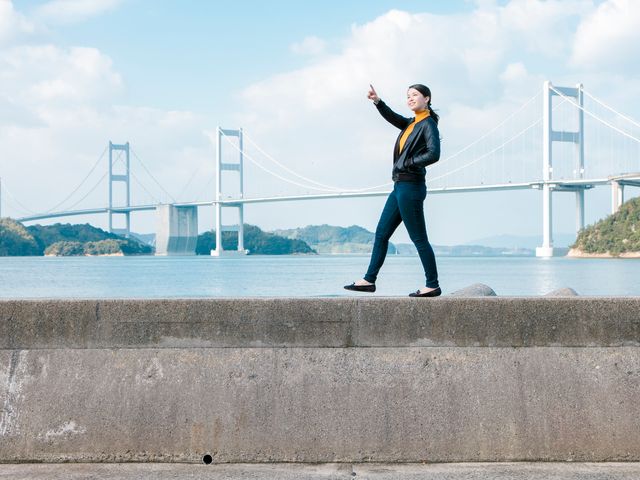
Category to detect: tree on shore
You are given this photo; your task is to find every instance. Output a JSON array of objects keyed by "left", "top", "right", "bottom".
[
  {"left": 45, "top": 241, "right": 85, "bottom": 256},
  {"left": 0, "top": 218, "right": 40, "bottom": 256}
]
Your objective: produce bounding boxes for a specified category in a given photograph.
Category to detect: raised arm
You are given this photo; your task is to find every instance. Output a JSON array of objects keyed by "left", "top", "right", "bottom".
[{"left": 368, "top": 84, "right": 412, "bottom": 130}]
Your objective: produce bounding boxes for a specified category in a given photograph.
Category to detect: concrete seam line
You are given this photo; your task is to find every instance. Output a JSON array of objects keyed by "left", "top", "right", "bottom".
[{"left": 1, "top": 345, "right": 638, "bottom": 351}]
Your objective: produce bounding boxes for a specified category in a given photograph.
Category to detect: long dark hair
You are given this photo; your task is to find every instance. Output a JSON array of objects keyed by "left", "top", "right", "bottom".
[{"left": 408, "top": 83, "right": 439, "bottom": 124}]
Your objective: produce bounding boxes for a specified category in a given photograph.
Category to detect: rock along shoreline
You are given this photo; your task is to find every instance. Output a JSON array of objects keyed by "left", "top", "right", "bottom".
[{"left": 567, "top": 248, "right": 640, "bottom": 258}]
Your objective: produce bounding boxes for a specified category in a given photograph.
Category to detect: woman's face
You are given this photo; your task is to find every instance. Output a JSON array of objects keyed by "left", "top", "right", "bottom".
[{"left": 407, "top": 88, "right": 429, "bottom": 113}]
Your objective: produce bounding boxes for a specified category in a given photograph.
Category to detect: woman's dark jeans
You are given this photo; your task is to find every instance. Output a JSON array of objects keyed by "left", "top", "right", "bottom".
[{"left": 364, "top": 181, "right": 439, "bottom": 288}]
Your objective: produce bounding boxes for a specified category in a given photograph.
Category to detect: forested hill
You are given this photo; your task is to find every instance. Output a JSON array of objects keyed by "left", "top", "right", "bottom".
[
  {"left": 196, "top": 224, "right": 315, "bottom": 255},
  {"left": 570, "top": 197, "right": 640, "bottom": 256},
  {"left": 0, "top": 219, "right": 151, "bottom": 256},
  {"left": 1, "top": 220, "right": 314, "bottom": 256},
  {"left": 0, "top": 218, "right": 40, "bottom": 256}
]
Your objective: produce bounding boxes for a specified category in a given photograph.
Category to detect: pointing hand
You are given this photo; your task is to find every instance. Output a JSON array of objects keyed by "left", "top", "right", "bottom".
[{"left": 367, "top": 84, "right": 380, "bottom": 103}]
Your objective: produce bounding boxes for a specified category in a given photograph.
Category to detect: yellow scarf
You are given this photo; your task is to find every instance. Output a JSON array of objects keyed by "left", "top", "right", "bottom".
[{"left": 398, "top": 110, "right": 429, "bottom": 153}]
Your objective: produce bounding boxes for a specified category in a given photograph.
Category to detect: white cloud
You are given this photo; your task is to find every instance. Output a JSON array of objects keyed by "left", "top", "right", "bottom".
[
  {"left": 0, "top": 45, "right": 122, "bottom": 108},
  {"left": 290, "top": 36, "right": 327, "bottom": 56},
  {"left": 0, "top": 33, "right": 210, "bottom": 224},
  {"left": 0, "top": 97, "right": 43, "bottom": 128},
  {"left": 234, "top": 8, "right": 542, "bottom": 187},
  {"left": 0, "top": 100, "right": 211, "bottom": 219},
  {"left": 571, "top": 0, "right": 640, "bottom": 71},
  {"left": 229, "top": 3, "right": 640, "bottom": 242},
  {"left": 0, "top": 0, "right": 35, "bottom": 44},
  {"left": 2, "top": 1, "right": 640, "bottom": 243},
  {"left": 499, "top": 0, "right": 592, "bottom": 55},
  {"left": 34, "top": 0, "right": 124, "bottom": 24},
  {"left": 500, "top": 62, "right": 528, "bottom": 83}
]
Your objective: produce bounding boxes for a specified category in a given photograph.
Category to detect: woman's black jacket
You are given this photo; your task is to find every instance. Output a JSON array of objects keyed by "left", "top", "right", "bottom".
[{"left": 375, "top": 100, "right": 440, "bottom": 182}]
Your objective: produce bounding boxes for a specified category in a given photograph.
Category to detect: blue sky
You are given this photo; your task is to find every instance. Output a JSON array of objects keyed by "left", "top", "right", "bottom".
[
  {"left": 2, "top": 0, "right": 640, "bottom": 245},
  {"left": 15, "top": 0, "right": 473, "bottom": 112}
]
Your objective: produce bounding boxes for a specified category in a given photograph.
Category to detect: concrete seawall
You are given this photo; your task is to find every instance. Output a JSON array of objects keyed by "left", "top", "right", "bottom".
[{"left": 1, "top": 298, "right": 640, "bottom": 463}]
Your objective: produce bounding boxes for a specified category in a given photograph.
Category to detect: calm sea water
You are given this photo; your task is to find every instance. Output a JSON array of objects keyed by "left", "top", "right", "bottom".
[{"left": 0, "top": 255, "right": 639, "bottom": 298}]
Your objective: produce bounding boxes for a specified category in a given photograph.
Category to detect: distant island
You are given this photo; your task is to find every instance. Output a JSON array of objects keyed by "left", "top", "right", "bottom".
[
  {"left": 0, "top": 218, "right": 152, "bottom": 256},
  {"left": 0, "top": 219, "right": 314, "bottom": 256},
  {"left": 569, "top": 197, "right": 640, "bottom": 258},
  {"left": 432, "top": 244, "right": 534, "bottom": 257},
  {"left": 196, "top": 224, "right": 315, "bottom": 255},
  {"left": 4, "top": 217, "right": 609, "bottom": 257},
  {"left": 275, "top": 224, "right": 534, "bottom": 256},
  {"left": 274, "top": 224, "right": 397, "bottom": 254}
]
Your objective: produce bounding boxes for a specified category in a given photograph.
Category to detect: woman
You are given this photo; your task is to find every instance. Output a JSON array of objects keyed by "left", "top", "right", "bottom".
[{"left": 344, "top": 83, "right": 441, "bottom": 297}]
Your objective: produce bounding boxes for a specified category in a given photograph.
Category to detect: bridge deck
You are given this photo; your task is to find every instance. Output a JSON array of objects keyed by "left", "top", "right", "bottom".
[{"left": 16, "top": 175, "right": 640, "bottom": 223}]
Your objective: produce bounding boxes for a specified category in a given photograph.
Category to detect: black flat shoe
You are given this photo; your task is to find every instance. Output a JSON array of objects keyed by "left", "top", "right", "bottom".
[
  {"left": 344, "top": 282, "right": 376, "bottom": 293},
  {"left": 409, "top": 287, "right": 441, "bottom": 297}
]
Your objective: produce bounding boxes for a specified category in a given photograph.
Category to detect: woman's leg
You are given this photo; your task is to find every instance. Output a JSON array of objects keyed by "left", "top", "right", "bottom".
[
  {"left": 395, "top": 182, "right": 439, "bottom": 289},
  {"left": 364, "top": 187, "right": 402, "bottom": 284}
]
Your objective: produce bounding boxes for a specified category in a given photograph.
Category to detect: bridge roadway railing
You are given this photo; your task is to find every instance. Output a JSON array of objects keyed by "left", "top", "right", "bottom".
[
  {"left": 15, "top": 173, "right": 640, "bottom": 228},
  {"left": 1, "top": 297, "right": 640, "bottom": 463}
]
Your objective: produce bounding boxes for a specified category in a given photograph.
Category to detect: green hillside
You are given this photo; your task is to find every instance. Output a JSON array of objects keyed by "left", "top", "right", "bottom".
[
  {"left": 1, "top": 220, "right": 312, "bottom": 256},
  {"left": 196, "top": 224, "right": 315, "bottom": 255},
  {"left": 0, "top": 218, "right": 40, "bottom": 256},
  {"left": 572, "top": 196, "right": 640, "bottom": 255},
  {"left": 0, "top": 220, "right": 152, "bottom": 256}
]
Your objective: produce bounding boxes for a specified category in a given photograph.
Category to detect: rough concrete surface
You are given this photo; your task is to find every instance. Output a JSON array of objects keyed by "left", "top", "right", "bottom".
[
  {"left": 2, "top": 297, "right": 640, "bottom": 349},
  {"left": 2, "top": 463, "right": 640, "bottom": 479},
  {"left": 2, "top": 298, "right": 640, "bottom": 464},
  {"left": 2, "top": 347, "right": 640, "bottom": 463}
]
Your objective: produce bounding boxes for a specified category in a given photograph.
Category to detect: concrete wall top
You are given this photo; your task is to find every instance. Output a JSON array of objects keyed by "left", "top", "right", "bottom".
[{"left": 1, "top": 297, "right": 639, "bottom": 349}]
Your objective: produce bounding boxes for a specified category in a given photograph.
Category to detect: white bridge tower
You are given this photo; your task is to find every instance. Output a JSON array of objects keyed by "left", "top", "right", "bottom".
[
  {"left": 108, "top": 141, "right": 131, "bottom": 238},
  {"left": 536, "top": 81, "right": 587, "bottom": 257},
  {"left": 212, "top": 127, "right": 248, "bottom": 256}
]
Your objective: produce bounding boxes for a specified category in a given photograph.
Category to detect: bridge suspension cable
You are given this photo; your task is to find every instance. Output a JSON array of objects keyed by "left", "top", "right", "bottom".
[
  {"left": 242, "top": 131, "right": 390, "bottom": 192},
  {"left": 220, "top": 130, "right": 392, "bottom": 193},
  {"left": 1, "top": 183, "right": 37, "bottom": 215},
  {"left": 42, "top": 145, "right": 109, "bottom": 214},
  {"left": 428, "top": 115, "right": 543, "bottom": 183},
  {"left": 550, "top": 86, "right": 640, "bottom": 144},
  {"left": 130, "top": 170, "right": 161, "bottom": 204},
  {"left": 220, "top": 131, "right": 342, "bottom": 192},
  {"left": 5, "top": 145, "right": 110, "bottom": 217},
  {"left": 177, "top": 163, "right": 208, "bottom": 201},
  {"left": 233, "top": 92, "right": 545, "bottom": 194},
  {"left": 130, "top": 147, "right": 176, "bottom": 202},
  {"left": 428, "top": 94, "right": 571, "bottom": 184},
  {"left": 193, "top": 174, "right": 215, "bottom": 202},
  {"left": 435, "top": 91, "right": 541, "bottom": 167},
  {"left": 582, "top": 89, "right": 640, "bottom": 130},
  {"left": 15, "top": 82, "right": 639, "bottom": 223},
  {"left": 61, "top": 172, "right": 108, "bottom": 212}
]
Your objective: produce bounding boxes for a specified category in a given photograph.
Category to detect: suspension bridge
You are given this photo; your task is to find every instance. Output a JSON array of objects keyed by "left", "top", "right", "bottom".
[{"left": 3, "top": 80, "right": 640, "bottom": 257}]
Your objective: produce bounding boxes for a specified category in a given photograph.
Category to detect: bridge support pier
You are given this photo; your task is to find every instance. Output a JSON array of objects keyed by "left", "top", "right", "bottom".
[
  {"left": 536, "top": 184, "right": 559, "bottom": 257},
  {"left": 611, "top": 181, "right": 624, "bottom": 214},
  {"left": 576, "top": 189, "right": 585, "bottom": 233},
  {"left": 155, "top": 204, "right": 198, "bottom": 255}
]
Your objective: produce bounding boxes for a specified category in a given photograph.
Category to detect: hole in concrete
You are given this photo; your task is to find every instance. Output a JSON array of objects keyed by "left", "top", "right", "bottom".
[{"left": 202, "top": 454, "right": 213, "bottom": 464}]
